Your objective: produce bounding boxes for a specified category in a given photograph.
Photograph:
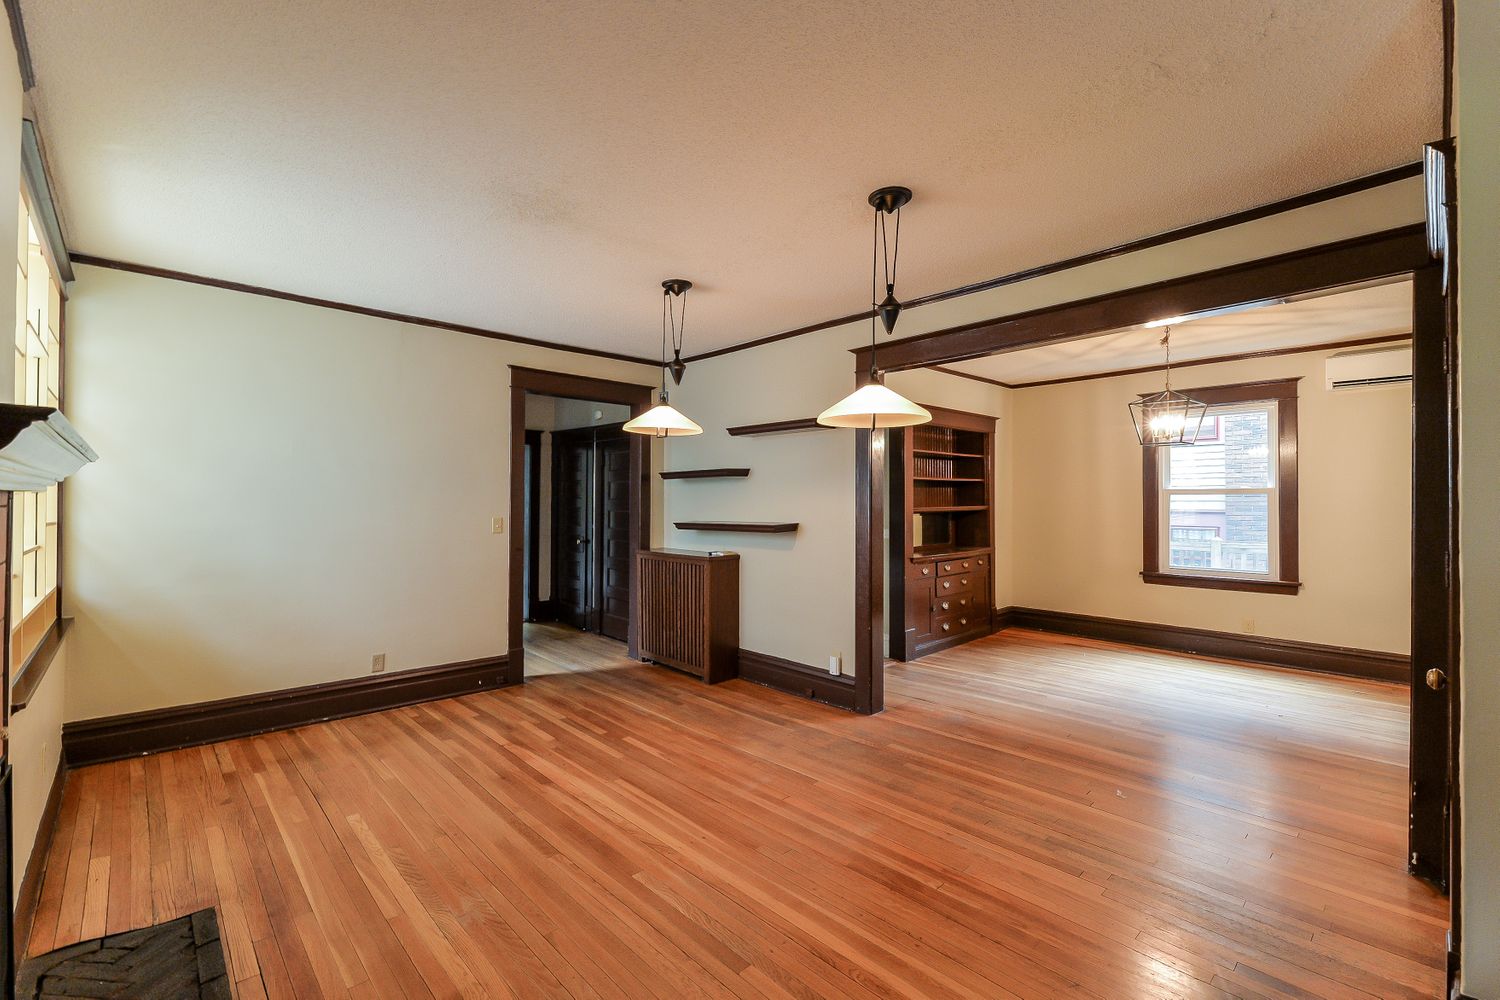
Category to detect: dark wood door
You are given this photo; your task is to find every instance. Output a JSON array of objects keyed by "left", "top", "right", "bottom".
[
  {"left": 1408, "top": 262, "right": 1456, "bottom": 892},
  {"left": 595, "top": 431, "right": 631, "bottom": 642},
  {"left": 552, "top": 430, "right": 593, "bottom": 630}
]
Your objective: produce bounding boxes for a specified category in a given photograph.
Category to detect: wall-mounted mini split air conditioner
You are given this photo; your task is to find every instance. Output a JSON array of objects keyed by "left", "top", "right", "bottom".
[{"left": 1325, "top": 345, "right": 1413, "bottom": 391}]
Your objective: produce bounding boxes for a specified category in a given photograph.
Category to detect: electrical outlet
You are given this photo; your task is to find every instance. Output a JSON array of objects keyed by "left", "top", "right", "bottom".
[
  {"left": 828, "top": 654, "right": 842, "bottom": 676},
  {"left": 372, "top": 653, "right": 386, "bottom": 673},
  {"left": 491, "top": 516, "right": 505, "bottom": 534},
  {"left": 1241, "top": 619, "right": 1256, "bottom": 634}
]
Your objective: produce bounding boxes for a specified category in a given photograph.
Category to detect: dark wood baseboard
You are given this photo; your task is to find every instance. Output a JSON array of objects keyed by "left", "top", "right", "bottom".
[
  {"left": 996, "top": 607, "right": 1410, "bottom": 684},
  {"left": 13, "top": 757, "right": 65, "bottom": 964},
  {"left": 62, "top": 654, "right": 512, "bottom": 768},
  {"left": 738, "top": 650, "right": 856, "bottom": 710},
  {"left": 526, "top": 599, "right": 558, "bottom": 623}
]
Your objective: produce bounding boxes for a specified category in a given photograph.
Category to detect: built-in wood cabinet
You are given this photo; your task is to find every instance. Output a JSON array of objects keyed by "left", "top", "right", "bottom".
[{"left": 889, "top": 406, "right": 997, "bottom": 660}]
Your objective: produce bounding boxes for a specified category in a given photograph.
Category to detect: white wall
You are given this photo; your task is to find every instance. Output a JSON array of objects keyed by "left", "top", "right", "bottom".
[
  {"left": 1009, "top": 349, "right": 1411, "bottom": 652},
  {"left": 1456, "top": 0, "right": 1500, "bottom": 994},
  {"left": 63, "top": 264, "right": 659, "bottom": 721},
  {"left": 665, "top": 178, "right": 1425, "bottom": 670}
]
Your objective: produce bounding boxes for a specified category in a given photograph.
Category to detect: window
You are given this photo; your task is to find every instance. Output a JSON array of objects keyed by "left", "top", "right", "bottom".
[
  {"left": 1142, "top": 379, "right": 1299, "bottom": 595},
  {"left": 12, "top": 186, "right": 64, "bottom": 661}
]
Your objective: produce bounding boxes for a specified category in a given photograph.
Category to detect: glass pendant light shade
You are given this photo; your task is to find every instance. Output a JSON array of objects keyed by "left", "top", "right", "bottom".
[
  {"left": 623, "top": 395, "right": 703, "bottom": 437},
  {"left": 624, "top": 278, "right": 701, "bottom": 436},
  {"left": 817, "top": 380, "right": 932, "bottom": 428},
  {"left": 1129, "top": 388, "right": 1208, "bottom": 446},
  {"left": 817, "top": 185, "right": 932, "bottom": 430}
]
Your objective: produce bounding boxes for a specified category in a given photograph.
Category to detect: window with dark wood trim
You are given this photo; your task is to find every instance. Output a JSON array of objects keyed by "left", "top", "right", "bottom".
[{"left": 1142, "top": 378, "right": 1300, "bottom": 595}]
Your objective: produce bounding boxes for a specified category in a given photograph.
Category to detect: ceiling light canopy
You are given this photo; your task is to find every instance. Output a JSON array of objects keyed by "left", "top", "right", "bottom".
[
  {"left": 818, "top": 186, "right": 932, "bottom": 430},
  {"left": 623, "top": 279, "right": 704, "bottom": 438}
]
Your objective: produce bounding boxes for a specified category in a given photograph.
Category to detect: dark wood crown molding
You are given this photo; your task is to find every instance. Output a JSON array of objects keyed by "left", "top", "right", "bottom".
[
  {"left": 686, "top": 163, "right": 1423, "bottom": 364},
  {"left": 70, "top": 255, "right": 661, "bottom": 367}
]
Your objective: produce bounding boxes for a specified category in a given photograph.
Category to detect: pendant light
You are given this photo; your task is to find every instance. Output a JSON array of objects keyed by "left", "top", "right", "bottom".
[
  {"left": 1128, "top": 326, "right": 1208, "bottom": 446},
  {"left": 623, "top": 279, "right": 704, "bottom": 437},
  {"left": 817, "top": 187, "right": 932, "bottom": 429}
]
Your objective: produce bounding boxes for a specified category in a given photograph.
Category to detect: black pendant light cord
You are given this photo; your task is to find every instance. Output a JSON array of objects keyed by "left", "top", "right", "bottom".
[{"left": 659, "top": 292, "right": 669, "bottom": 397}]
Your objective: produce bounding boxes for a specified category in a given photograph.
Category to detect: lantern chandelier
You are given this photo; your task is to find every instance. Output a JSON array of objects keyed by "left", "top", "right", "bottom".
[
  {"left": 622, "top": 279, "right": 703, "bottom": 437},
  {"left": 1128, "top": 325, "right": 1208, "bottom": 446},
  {"left": 817, "top": 186, "right": 932, "bottom": 429}
]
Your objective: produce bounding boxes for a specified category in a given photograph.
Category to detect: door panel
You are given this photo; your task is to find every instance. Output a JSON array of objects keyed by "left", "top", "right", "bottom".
[
  {"left": 552, "top": 431, "right": 592, "bottom": 630},
  {"left": 597, "top": 433, "right": 631, "bottom": 641},
  {"left": 1409, "top": 263, "right": 1454, "bottom": 891}
]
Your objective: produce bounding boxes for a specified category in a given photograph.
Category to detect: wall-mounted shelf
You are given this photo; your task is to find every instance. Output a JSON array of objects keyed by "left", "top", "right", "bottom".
[
  {"left": 726, "top": 418, "right": 827, "bottom": 436},
  {"left": 914, "top": 505, "right": 988, "bottom": 513},
  {"left": 675, "top": 521, "right": 799, "bottom": 534},
  {"left": 659, "top": 468, "right": 751, "bottom": 480}
]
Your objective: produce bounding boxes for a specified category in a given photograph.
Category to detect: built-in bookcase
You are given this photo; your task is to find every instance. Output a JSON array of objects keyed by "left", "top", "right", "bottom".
[{"left": 890, "top": 406, "right": 996, "bottom": 660}]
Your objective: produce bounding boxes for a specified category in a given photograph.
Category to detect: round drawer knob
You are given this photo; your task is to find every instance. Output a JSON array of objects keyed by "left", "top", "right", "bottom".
[
  {"left": 962, "top": 561, "right": 970, "bottom": 569},
  {"left": 941, "top": 581, "right": 952, "bottom": 590},
  {"left": 960, "top": 618, "right": 968, "bottom": 626},
  {"left": 921, "top": 567, "right": 931, "bottom": 576},
  {"left": 941, "top": 623, "right": 951, "bottom": 632},
  {"left": 940, "top": 601, "right": 950, "bottom": 610}
]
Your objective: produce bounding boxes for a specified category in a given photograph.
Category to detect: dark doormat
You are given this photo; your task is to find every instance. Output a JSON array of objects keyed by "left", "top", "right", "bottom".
[{"left": 17, "top": 908, "right": 231, "bottom": 999}]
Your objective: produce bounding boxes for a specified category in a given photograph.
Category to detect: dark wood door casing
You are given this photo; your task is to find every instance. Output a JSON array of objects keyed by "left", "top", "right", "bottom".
[{"left": 507, "top": 367, "right": 654, "bottom": 676}]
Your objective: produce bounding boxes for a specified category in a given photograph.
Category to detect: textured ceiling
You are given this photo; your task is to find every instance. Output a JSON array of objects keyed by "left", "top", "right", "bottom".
[
  {"left": 22, "top": 0, "right": 1441, "bottom": 359},
  {"left": 944, "top": 280, "right": 1413, "bottom": 385}
]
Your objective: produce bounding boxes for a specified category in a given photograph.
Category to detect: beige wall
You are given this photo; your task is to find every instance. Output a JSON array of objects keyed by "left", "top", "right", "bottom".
[
  {"left": 62, "top": 264, "right": 659, "bottom": 721},
  {"left": 1, "top": 26, "right": 66, "bottom": 904},
  {"left": 10, "top": 642, "right": 64, "bottom": 903},
  {"left": 665, "top": 178, "right": 1425, "bottom": 671},
  {"left": 1457, "top": 0, "right": 1499, "bottom": 994},
  {"left": 1009, "top": 349, "right": 1411, "bottom": 652}
]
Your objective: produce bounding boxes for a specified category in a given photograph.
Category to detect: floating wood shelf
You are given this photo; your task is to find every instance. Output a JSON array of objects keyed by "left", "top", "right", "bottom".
[
  {"left": 914, "top": 505, "right": 989, "bottom": 513},
  {"left": 726, "top": 418, "right": 826, "bottom": 436},
  {"left": 659, "top": 468, "right": 751, "bottom": 480},
  {"left": 675, "top": 521, "right": 799, "bottom": 534},
  {"left": 913, "top": 448, "right": 986, "bottom": 458},
  {"left": 912, "top": 476, "right": 985, "bottom": 482}
]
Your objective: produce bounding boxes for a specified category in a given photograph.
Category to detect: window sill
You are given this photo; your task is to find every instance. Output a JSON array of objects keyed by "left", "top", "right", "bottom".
[
  {"left": 1140, "top": 572, "right": 1301, "bottom": 596},
  {"left": 10, "top": 616, "right": 71, "bottom": 715}
]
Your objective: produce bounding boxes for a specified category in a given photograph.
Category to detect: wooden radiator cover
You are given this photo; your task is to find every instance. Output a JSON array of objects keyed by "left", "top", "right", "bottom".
[{"left": 637, "top": 549, "right": 739, "bottom": 683}]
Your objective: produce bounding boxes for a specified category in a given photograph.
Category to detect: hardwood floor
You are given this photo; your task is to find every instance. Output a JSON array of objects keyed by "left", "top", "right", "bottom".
[{"left": 28, "top": 625, "right": 1446, "bottom": 998}]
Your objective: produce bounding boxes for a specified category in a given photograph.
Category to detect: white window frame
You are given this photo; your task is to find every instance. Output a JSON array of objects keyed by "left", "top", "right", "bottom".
[{"left": 1158, "top": 399, "right": 1280, "bottom": 582}]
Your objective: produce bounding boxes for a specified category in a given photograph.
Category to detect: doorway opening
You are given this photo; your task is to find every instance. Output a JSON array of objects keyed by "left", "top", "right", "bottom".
[
  {"left": 506, "top": 367, "right": 655, "bottom": 680},
  {"left": 849, "top": 222, "right": 1457, "bottom": 913},
  {"left": 522, "top": 396, "right": 633, "bottom": 640}
]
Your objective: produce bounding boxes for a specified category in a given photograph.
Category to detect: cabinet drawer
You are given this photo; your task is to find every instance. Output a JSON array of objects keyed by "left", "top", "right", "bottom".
[
  {"left": 934, "top": 571, "right": 988, "bottom": 598},
  {"left": 933, "top": 610, "right": 982, "bottom": 637},
  {"left": 932, "top": 592, "right": 976, "bottom": 615},
  {"left": 908, "top": 561, "right": 938, "bottom": 582},
  {"left": 937, "top": 554, "right": 988, "bottom": 577}
]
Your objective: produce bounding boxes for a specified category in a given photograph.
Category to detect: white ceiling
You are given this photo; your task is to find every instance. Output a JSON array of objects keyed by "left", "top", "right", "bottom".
[
  {"left": 22, "top": 1, "right": 1441, "bottom": 360},
  {"left": 942, "top": 279, "right": 1413, "bottom": 385}
]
